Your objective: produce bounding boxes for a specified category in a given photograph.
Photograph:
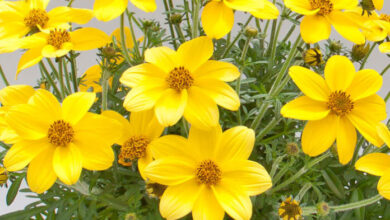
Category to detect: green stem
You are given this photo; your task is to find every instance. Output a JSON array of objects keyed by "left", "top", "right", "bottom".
[
  {"left": 236, "top": 37, "right": 251, "bottom": 124},
  {"left": 101, "top": 61, "right": 110, "bottom": 111},
  {"left": 119, "top": 14, "right": 133, "bottom": 65},
  {"left": 46, "top": 58, "right": 60, "bottom": 79},
  {"left": 269, "top": 155, "right": 286, "bottom": 178},
  {"left": 359, "top": 43, "right": 375, "bottom": 70},
  {"left": 302, "top": 194, "right": 383, "bottom": 215},
  {"left": 380, "top": 64, "right": 390, "bottom": 76},
  {"left": 255, "top": 117, "right": 282, "bottom": 140},
  {"left": 63, "top": 58, "right": 72, "bottom": 93},
  {"left": 267, "top": 18, "right": 283, "bottom": 73},
  {"left": 0, "top": 65, "right": 9, "bottom": 86},
  {"left": 281, "top": 24, "right": 296, "bottom": 43},
  {"left": 174, "top": 24, "right": 186, "bottom": 43},
  {"left": 163, "top": 0, "right": 178, "bottom": 49},
  {"left": 297, "top": 182, "right": 312, "bottom": 199},
  {"left": 39, "top": 62, "right": 61, "bottom": 98},
  {"left": 221, "top": 16, "right": 253, "bottom": 59},
  {"left": 57, "top": 58, "right": 66, "bottom": 99},
  {"left": 69, "top": 51, "right": 78, "bottom": 92},
  {"left": 269, "top": 151, "right": 331, "bottom": 194},
  {"left": 191, "top": 0, "right": 201, "bottom": 38},
  {"left": 126, "top": 10, "right": 141, "bottom": 60}
]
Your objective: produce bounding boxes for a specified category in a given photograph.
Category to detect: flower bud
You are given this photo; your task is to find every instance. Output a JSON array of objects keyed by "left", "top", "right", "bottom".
[
  {"left": 0, "top": 166, "right": 8, "bottom": 186},
  {"left": 142, "top": 20, "right": 154, "bottom": 29},
  {"left": 145, "top": 182, "right": 167, "bottom": 199},
  {"left": 328, "top": 40, "right": 342, "bottom": 54},
  {"left": 351, "top": 44, "right": 370, "bottom": 62},
  {"left": 244, "top": 26, "right": 258, "bottom": 38},
  {"left": 170, "top": 13, "right": 182, "bottom": 24},
  {"left": 286, "top": 142, "right": 299, "bottom": 156},
  {"left": 303, "top": 48, "right": 324, "bottom": 66},
  {"left": 125, "top": 213, "right": 138, "bottom": 220},
  {"left": 317, "top": 201, "right": 330, "bottom": 216},
  {"left": 102, "top": 46, "right": 117, "bottom": 58},
  {"left": 279, "top": 197, "right": 302, "bottom": 220},
  {"left": 360, "top": 0, "right": 375, "bottom": 11}
]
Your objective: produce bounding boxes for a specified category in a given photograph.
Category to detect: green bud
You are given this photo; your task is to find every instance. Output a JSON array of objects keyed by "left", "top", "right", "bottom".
[
  {"left": 329, "top": 40, "right": 342, "bottom": 54},
  {"left": 317, "top": 201, "right": 330, "bottom": 216},
  {"left": 244, "top": 26, "right": 258, "bottom": 38},
  {"left": 360, "top": 0, "right": 375, "bottom": 11},
  {"left": 170, "top": 13, "right": 182, "bottom": 24},
  {"left": 286, "top": 142, "right": 299, "bottom": 156},
  {"left": 102, "top": 46, "right": 117, "bottom": 58},
  {"left": 351, "top": 44, "right": 370, "bottom": 62}
]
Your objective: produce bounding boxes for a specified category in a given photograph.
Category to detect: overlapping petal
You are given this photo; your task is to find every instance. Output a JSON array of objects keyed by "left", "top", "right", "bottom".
[{"left": 356, "top": 153, "right": 390, "bottom": 176}]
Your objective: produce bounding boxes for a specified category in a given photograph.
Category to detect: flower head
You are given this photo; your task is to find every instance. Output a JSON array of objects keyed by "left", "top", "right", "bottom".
[
  {"left": 120, "top": 36, "right": 241, "bottom": 129},
  {"left": 278, "top": 197, "right": 302, "bottom": 220},
  {"left": 3, "top": 90, "right": 120, "bottom": 193},
  {"left": 201, "top": 0, "right": 279, "bottom": 39},
  {"left": 144, "top": 125, "right": 272, "bottom": 220},
  {"left": 284, "top": 0, "right": 365, "bottom": 44},
  {"left": 303, "top": 48, "right": 324, "bottom": 66},
  {"left": 281, "top": 55, "right": 386, "bottom": 164}
]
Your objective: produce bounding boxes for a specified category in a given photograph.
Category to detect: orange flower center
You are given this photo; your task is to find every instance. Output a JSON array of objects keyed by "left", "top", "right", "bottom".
[
  {"left": 327, "top": 91, "right": 354, "bottom": 116},
  {"left": 380, "top": 14, "right": 390, "bottom": 23},
  {"left": 47, "top": 29, "right": 71, "bottom": 49},
  {"left": 166, "top": 66, "right": 194, "bottom": 91},
  {"left": 118, "top": 136, "right": 150, "bottom": 166},
  {"left": 24, "top": 9, "right": 49, "bottom": 29},
  {"left": 279, "top": 198, "right": 302, "bottom": 220},
  {"left": 310, "top": 0, "right": 333, "bottom": 16},
  {"left": 196, "top": 160, "right": 221, "bottom": 186},
  {"left": 48, "top": 120, "right": 74, "bottom": 146}
]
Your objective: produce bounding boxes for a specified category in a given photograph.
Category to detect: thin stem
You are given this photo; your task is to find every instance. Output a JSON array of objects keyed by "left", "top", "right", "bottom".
[
  {"left": 163, "top": 0, "right": 178, "bottom": 49},
  {"left": 69, "top": 51, "right": 78, "bottom": 92},
  {"left": 120, "top": 14, "right": 133, "bottom": 65},
  {"left": 174, "top": 24, "right": 186, "bottom": 43},
  {"left": 269, "top": 151, "right": 331, "bottom": 194},
  {"left": 359, "top": 43, "right": 375, "bottom": 70},
  {"left": 126, "top": 10, "right": 141, "bottom": 60},
  {"left": 296, "top": 182, "right": 312, "bottom": 199},
  {"left": 381, "top": 63, "right": 390, "bottom": 76},
  {"left": 101, "top": 60, "right": 110, "bottom": 111},
  {"left": 281, "top": 24, "right": 296, "bottom": 43},
  {"left": 191, "top": 0, "right": 201, "bottom": 38},
  {"left": 63, "top": 60, "right": 72, "bottom": 94},
  {"left": 0, "top": 65, "right": 9, "bottom": 86},
  {"left": 256, "top": 117, "right": 282, "bottom": 140},
  {"left": 269, "top": 155, "right": 286, "bottom": 178},
  {"left": 39, "top": 62, "right": 61, "bottom": 98},
  {"left": 236, "top": 37, "right": 252, "bottom": 124},
  {"left": 46, "top": 58, "right": 60, "bottom": 79},
  {"left": 57, "top": 58, "right": 66, "bottom": 99},
  {"left": 221, "top": 16, "right": 253, "bottom": 59}
]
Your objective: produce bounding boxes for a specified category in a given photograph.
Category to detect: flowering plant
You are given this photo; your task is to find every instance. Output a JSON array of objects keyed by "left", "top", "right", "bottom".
[{"left": 0, "top": 0, "right": 389, "bottom": 219}]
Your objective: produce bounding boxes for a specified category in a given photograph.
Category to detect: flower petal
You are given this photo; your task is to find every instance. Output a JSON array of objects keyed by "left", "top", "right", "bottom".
[
  {"left": 47, "top": 7, "right": 93, "bottom": 27},
  {"left": 328, "top": 11, "right": 365, "bottom": 45},
  {"left": 149, "top": 135, "right": 195, "bottom": 160},
  {"left": 75, "top": 139, "right": 114, "bottom": 171},
  {"left": 352, "top": 94, "right": 386, "bottom": 123},
  {"left": 177, "top": 36, "right": 213, "bottom": 72},
  {"left": 192, "top": 60, "right": 240, "bottom": 82},
  {"left": 144, "top": 158, "right": 195, "bottom": 186},
  {"left": 27, "top": 147, "right": 57, "bottom": 194},
  {"left": 377, "top": 123, "right": 390, "bottom": 147},
  {"left": 188, "top": 125, "right": 222, "bottom": 160},
  {"left": 348, "top": 112, "right": 384, "bottom": 147},
  {"left": 284, "top": 0, "right": 319, "bottom": 15},
  {"left": 379, "top": 42, "right": 390, "bottom": 53},
  {"left": 144, "top": 46, "right": 178, "bottom": 73},
  {"left": 346, "top": 69, "right": 382, "bottom": 101},
  {"left": 130, "top": 0, "right": 157, "bottom": 12},
  {"left": 138, "top": 148, "right": 153, "bottom": 180},
  {"left": 53, "top": 143, "right": 83, "bottom": 185},
  {"left": 212, "top": 180, "right": 252, "bottom": 220},
  {"left": 29, "top": 0, "right": 49, "bottom": 9},
  {"left": 355, "top": 153, "right": 390, "bottom": 176},
  {"left": 222, "top": 160, "right": 272, "bottom": 196},
  {"left": 336, "top": 117, "right": 357, "bottom": 165},
  {"left": 101, "top": 110, "right": 131, "bottom": 144},
  {"left": 70, "top": 28, "right": 111, "bottom": 51},
  {"left": 129, "top": 109, "right": 164, "bottom": 139},
  {"left": 378, "top": 172, "right": 390, "bottom": 200},
  {"left": 302, "top": 114, "right": 338, "bottom": 157},
  {"left": 0, "top": 85, "right": 35, "bottom": 106},
  {"left": 193, "top": 187, "right": 225, "bottom": 220},
  {"left": 300, "top": 15, "right": 331, "bottom": 43},
  {"left": 41, "top": 43, "right": 72, "bottom": 58},
  {"left": 324, "top": 55, "right": 356, "bottom": 91},
  {"left": 281, "top": 96, "right": 330, "bottom": 121},
  {"left": 17, "top": 48, "right": 43, "bottom": 76},
  {"left": 249, "top": 1, "right": 279, "bottom": 19},
  {"left": 372, "top": 0, "right": 383, "bottom": 10},
  {"left": 120, "top": 63, "right": 167, "bottom": 88},
  {"left": 184, "top": 87, "right": 219, "bottom": 129},
  {"left": 160, "top": 180, "right": 204, "bottom": 219},
  {"left": 288, "top": 66, "right": 330, "bottom": 101},
  {"left": 62, "top": 92, "right": 95, "bottom": 125},
  {"left": 201, "top": 1, "right": 234, "bottom": 39},
  {"left": 122, "top": 85, "right": 166, "bottom": 112},
  {"left": 93, "top": 0, "right": 128, "bottom": 21},
  {"left": 155, "top": 89, "right": 187, "bottom": 126},
  {"left": 215, "top": 126, "right": 255, "bottom": 162}
]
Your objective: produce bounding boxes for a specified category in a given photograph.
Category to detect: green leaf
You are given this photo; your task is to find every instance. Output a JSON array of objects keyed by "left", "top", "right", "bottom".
[
  {"left": 6, "top": 175, "right": 24, "bottom": 205},
  {"left": 321, "top": 169, "right": 345, "bottom": 200},
  {"left": 0, "top": 207, "right": 47, "bottom": 220},
  {"left": 351, "top": 189, "right": 365, "bottom": 220}
]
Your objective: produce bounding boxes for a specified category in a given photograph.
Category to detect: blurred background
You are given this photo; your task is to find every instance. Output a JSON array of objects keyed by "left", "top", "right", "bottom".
[{"left": 0, "top": 0, "right": 389, "bottom": 215}]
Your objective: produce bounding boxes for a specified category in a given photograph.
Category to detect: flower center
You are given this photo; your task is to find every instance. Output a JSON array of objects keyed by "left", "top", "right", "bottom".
[
  {"left": 195, "top": 160, "right": 221, "bottom": 186},
  {"left": 380, "top": 14, "right": 390, "bottom": 23},
  {"left": 166, "top": 66, "right": 194, "bottom": 91},
  {"left": 309, "top": 0, "right": 333, "bottom": 16},
  {"left": 327, "top": 91, "right": 354, "bottom": 116},
  {"left": 279, "top": 198, "right": 302, "bottom": 220},
  {"left": 47, "top": 29, "right": 71, "bottom": 49},
  {"left": 118, "top": 136, "right": 150, "bottom": 166},
  {"left": 48, "top": 120, "right": 74, "bottom": 146},
  {"left": 24, "top": 9, "right": 49, "bottom": 29}
]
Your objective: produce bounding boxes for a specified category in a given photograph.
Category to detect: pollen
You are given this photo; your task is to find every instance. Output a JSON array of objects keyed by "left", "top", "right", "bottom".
[
  {"left": 24, "top": 9, "right": 49, "bottom": 29},
  {"left": 310, "top": 0, "right": 333, "bottom": 16},
  {"left": 118, "top": 136, "right": 150, "bottom": 166},
  {"left": 278, "top": 197, "right": 302, "bottom": 220},
  {"left": 327, "top": 91, "right": 354, "bottom": 116},
  {"left": 48, "top": 120, "right": 74, "bottom": 146},
  {"left": 166, "top": 66, "right": 194, "bottom": 91},
  {"left": 47, "top": 29, "right": 71, "bottom": 49},
  {"left": 196, "top": 160, "right": 222, "bottom": 186},
  {"left": 380, "top": 14, "right": 390, "bottom": 23}
]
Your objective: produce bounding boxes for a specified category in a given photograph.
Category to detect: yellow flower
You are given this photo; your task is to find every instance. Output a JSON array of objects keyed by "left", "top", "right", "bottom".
[
  {"left": 0, "top": 85, "right": 35, "bottom": 144},
  {"left": 144, "top": 125, "right": 272, "bottom": 220},
  {"left": 120, "top": 36, "right": 240, "bottom": 129},
  {"left": 3, "top": 89, "right": 120, "bottom": 193},
  {"left": 303, "top": 48, "right": 324, "bottom": 66},
  {"left": 281, "top": 55, "right": 386, "bottom": 164},
  {"left": 93, "top": 0, "right": 157, "bottom": 22},
  {"left": 201, "top": 0, "right": 279, "bottom": 39},
  {"left": 284, "top": 0, "right": 365, "bottom": 44},
  {"left": 0, "top": 166, "right": 8, "bottom": 186},
  {"left": 0, "top": 0, "right": 93, "bottom": 42},
  {"left": 278, "top": 197, "right": 302, "bottom": 220},
  {"left": 102, "top": 110, "right": 164, "bottom": 179},
  {"left": 14, "top": 27, "right": 110, "bottom": 75}
]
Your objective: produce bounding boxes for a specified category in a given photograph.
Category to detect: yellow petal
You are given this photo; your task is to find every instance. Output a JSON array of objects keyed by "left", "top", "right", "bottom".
[
  {"left": 17, "top": 48, "right": 43, "bottom": 76},
  {"left": 138, "top": 149, "right": 153, "bottom": 180},
  {"left": 144, "top": 46, "right": 178, "bottom": 73},
  {"left": 79, "top": 65, "right": 102, "bottom": 92},
  {"left": 53, "top": 143, "right": 83, "bottom": 185},
  {"left": 300, "top": 15, "right": 331, "bottom": 43},
  {"left": 201, "top": 1, "right": 234, "bottom": 39},
  {"left": 377, "top": 123, "right": 390, "bottom": 147},
  {"left": 355, "top": 153, "right": 390, "bottom": 176},
  {"left": 333, "top": 0, "right": 359, "bottom": 10},
  {"left": 378, "top": 172, "right": 390, "bottom": 200},
  {"left": 123, "top": 85, "right": 166, "bottom": 112},
  {"left": 346, "top": 69, "right": 382, "bottom": 101},
  {"left": 93, "top": 0, "right": 128, "bottom": 22},
  {"left": 27, "top": 147, "right": 57, "bottom": 194},
  {"left": 212, "top": 180, "right": 252, "bottom": 220},
  {"left": 47, "top": 7, "right": 93, "bottom": 27},
  {"left": 215, "top": 126, "right": 255, "bottom": 162},
  {"left": 193, "top": 187, "right": 225, "bottom": 220},
  {"left": 222, "top": 160, "right": 272, "bottom": 196},
  {"left": 348, "top": 110, "right": 384, "bottom": 147},
  {"left": 28, "top": 88, "right": 61, "bottom": 118},
  {"left": 302, "top": 114, "right": 338, "bottom": 157},
  {"left": 76, "top": 140, "right": 114, "bottom": 171},
  {"left": 184, "top": 87, "right": 219, "bottom": 130},
  {"left": 188, "top": 125, "right": 222, "bottom": 160},
  {"left": 280, "top": 96, "right": 330, "bottom": 120},
  {"left": 28, "top": 0, "right": 49, "bottom": 9},
  {"left": 111, "top": 26, "right": 133, "bottom": 50},
  {"left": 41, "top": 43, "right": 72, "bottom": 58},
  {"left": 223, "top": 0, "right": 266, "bottom": 11},
  {"left": 324, "top": 55, "right": 356, "bottom": 91},
  {"left": 379, "top": 42, "right": 390, "bottom": 53},
  {"left": 155, "top": 89, "right": 187, "bottom": 127},
  {"left": 149, "top": 135, "right": 195, "bottom": 160},
  {"left": 328, "top": 11, "right": 365, "bottom": 45},
  {"left": 177, "top": 36, "right": 213, "bottom": 72},
  {"left": 143, "top": 158, "right": 195, "bottom": 186},
  {"left": 70, "top": 28, "right": 110, "bottom": 51},
  {"left": 195, "top": 79, "right": 240, "bottom": 111},
  {"left": 4, "top": 139, "right": 51, "bottom": 171},
  {"left": 129, "top": 109, "right": 164, "bottom": 139},
  {"left": 0, "top": 85, "right": 35, "bottom": 106},
  {"left": 352, "top": 94, "right": 386, "bottom": 123},
  {"left": 289, "top": 66, "right": 330, "bottom": 101},
  {"left": 160, "top": 180, "right": 204, "bottom": 219},
  {"left": 192, "top": 60, "right": 240, "bottom": 82},
  {"left": 101, "top": 110, "right": 131, "bottom": 144},
  {"left": 120, "top": 63, "right": 167, "bottom": 88},
  {"left": 130, "top": 0, "right": 157, "bottom": 12},
  {"left": 249, "top": 0, "right": 279, "bottom": 19},
  {"left": 284, "top": 0, "right": 319, "bottom": 15},
  {"left": 372, "top": 0, "right": 383, "bottom": 10},
  {"left": 336, "top": 117, "right": 357, "bottom": 165},
  {"left": 62, "top": 92, "right": 95, "bottom": 125}
]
